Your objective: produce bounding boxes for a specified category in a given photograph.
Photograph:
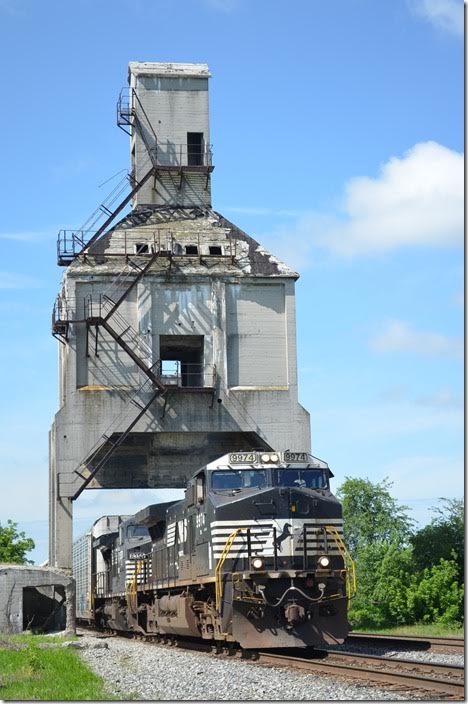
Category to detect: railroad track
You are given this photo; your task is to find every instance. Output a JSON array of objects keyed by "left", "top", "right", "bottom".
[
  {"left": 256, "top": 649, "right": 464, "bottom": 699},
  {"left": 77, "top": 626, "right": 464, "bottom": 699},
  {"left": 348, "top": 632, "right": 465, "bottom": 653}
]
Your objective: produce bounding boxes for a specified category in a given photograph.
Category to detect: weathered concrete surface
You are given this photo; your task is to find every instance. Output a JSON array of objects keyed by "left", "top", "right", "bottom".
[
  {"left": 129, "top": 62, "right": 212, "bottom": 208},
  {"left": 0, "top": 564, "right": 75, "bottom": 634}
]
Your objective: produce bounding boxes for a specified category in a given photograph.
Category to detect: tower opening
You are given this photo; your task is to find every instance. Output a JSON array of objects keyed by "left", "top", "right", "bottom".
[
  {"left": 187, "top": 132, "right": 204, "bottom": 166},
  {"left": 159, "top": 334, "right": 204, "bottom": 387}
]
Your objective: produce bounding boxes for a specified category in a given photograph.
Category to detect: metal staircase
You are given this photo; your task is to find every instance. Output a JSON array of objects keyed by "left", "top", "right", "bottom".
[
  {"left": 57, "top": 163, "right": 156, "bottom": 265},
  {"left": 71, "top": 372, "right": 163, "bottom": 499},
  {"left": 55, "top": 250, "right": 168, "bottom": 497}
]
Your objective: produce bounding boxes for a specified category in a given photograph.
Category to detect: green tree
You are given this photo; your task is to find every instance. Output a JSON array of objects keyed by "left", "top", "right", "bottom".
[
  {"left": 408, "top": 558, "right": 464, "bottom": 626},
  {"left": 348, "top": 542, "right": 416, "bottom": 628},
  {"left": 339, "top": 480, "right": 464, "bottom": 629},
  {"left": 0, "top": 520, "right": 35, "bottom": 564},
  {"left": 338, "top": 477, "right": 414, "bottom": 553},
  {"left": 410, "top": 498, "right": 464, "bottom": 577}
]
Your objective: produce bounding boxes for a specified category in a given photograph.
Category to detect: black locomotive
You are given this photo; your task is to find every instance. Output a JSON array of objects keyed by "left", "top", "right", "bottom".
[{"left": 74, "top": 451, "right": 355, "bottom": 648}]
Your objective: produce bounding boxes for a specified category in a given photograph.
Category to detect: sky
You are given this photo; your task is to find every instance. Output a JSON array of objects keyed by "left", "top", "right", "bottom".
[{"left": 0, "top": 0, "right": 463, "bottom": 564}]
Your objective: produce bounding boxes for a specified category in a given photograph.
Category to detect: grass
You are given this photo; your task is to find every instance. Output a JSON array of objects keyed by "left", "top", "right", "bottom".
[
  {"left": 4, "top": 632, "right": 78, "bottom": 646},
  {"left": 0, "top": 634, "right": 119, "bottom": 701},
  {"left": 354, "top": 623, "right": 464, "bottom": 638}
]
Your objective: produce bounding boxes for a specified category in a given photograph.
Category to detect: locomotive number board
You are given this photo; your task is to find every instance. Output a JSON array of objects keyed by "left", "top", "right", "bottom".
[
  {"left": 229, "top": 452, "right": 257, "bottom": 463},
  {"left": 228, "top": 451, "right": 310, "bottom": 464},
  {"left": 282, "top": 451, "right": 309, "bottom": 462}
]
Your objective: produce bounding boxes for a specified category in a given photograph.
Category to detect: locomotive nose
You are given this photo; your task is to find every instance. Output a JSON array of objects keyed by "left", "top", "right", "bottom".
[
  {"left": 284, "top": 603, "right": 306, "bottom": 628},
  {"left": 289, "top": 489, "right": 318, "bottom": 517}
]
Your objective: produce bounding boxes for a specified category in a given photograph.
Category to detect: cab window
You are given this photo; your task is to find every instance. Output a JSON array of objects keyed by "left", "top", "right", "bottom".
[
  {"left": 273, "top": 469, "right": 327, "bottom": 489},
  {"left": 211, "top": 469, "right": 267, "bottom": 490},
  {"left": 126, "top": 525, "right": 149, "bottom": 539}
]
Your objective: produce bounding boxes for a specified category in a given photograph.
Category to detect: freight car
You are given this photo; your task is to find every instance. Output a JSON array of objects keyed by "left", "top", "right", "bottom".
[{"left": 73, "top": 451, "right": 355, "bottom": 649}]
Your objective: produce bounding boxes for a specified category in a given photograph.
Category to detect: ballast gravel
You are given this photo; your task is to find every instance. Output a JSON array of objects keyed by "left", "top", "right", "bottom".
[{"left": 77, "top": 636, "right": 411, "bottom": 700}]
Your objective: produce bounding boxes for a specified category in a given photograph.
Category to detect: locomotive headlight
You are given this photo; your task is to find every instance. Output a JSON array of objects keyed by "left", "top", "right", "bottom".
[
  {"left": 318, "top": 555, "right": 330, "bottom": 568},
  {"left": 260, "top": 453, "right": 279, "bottom": 463},
  {"left": 252, "top": 557, "right": 264, "bottom": 570}
]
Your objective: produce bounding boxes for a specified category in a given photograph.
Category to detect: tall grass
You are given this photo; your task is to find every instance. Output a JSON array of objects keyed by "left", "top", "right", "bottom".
[{"left": 0, "top": 634, "right": 118, "bottom": 701}]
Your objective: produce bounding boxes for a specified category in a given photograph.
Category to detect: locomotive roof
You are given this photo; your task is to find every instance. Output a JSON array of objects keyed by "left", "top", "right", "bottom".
[{"left": 133, "top": 501, "right": 179, "bottom": 527}]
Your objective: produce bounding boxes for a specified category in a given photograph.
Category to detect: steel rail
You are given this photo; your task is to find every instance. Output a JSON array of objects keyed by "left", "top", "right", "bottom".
[
  {"left": 348, "top": 632, "right": 465, "bottom": 652},
  {"left": 256, "top": 650, "right": 465, "bottom": 699}
]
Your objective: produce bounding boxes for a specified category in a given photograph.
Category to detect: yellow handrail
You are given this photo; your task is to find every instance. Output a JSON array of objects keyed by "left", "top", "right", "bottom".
[
  {"left": 126, "top": 559, "right": 143, "bottom": 613},
  {"left": 325, "top": 525, "right": 357, "bottom": 606},
  {"left": 214, "top": 528, "right": 244, "bottom": 612}
]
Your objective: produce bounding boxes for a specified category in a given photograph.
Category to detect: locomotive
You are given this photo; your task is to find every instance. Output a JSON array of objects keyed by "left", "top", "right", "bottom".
[{"left": 73, "top": 451, "right": 355, "bottom": 649}]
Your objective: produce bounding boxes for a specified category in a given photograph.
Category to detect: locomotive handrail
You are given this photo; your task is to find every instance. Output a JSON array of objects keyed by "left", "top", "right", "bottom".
[
  {"left": 214, "top": 528, "right": 244, "bottom": 612},
  {"left": 126, "top": 559, "right": 144, "bottom": 613},
  {"left": 325, "top": 525, "right": 357, "bottom": 605}
]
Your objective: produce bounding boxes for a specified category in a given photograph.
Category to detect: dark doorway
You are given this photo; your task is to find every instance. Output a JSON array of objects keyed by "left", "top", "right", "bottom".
[
  {"left": 23, "top": 585, "right": 66, "bottom": 632},
  {"left": 159, "top": 335, "right": 204, "bottom": 387},
  {"left": 187, "top": 132, "right": 204, "bottom": 166}
]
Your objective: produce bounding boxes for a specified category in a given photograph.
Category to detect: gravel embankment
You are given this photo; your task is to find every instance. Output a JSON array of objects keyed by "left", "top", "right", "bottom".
[
  {"left": 76, "top": 635, "right": 414, "bottom": 700},
  {"left": 325, "top": 642, "right": 464, "bottom": 667}
]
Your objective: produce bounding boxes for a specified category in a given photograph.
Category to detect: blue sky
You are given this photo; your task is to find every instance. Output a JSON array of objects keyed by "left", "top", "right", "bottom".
[{"left": 0, "top": 0, "right": 463, "bottom": 564}]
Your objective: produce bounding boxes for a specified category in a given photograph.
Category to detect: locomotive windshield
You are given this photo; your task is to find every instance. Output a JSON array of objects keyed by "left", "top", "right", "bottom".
[
  {"left": 273, "top": 469, "right": 328, "bottom": 489},
  {"left": 126, "top": 525, "right": 149, "bottom": 539},
  {"left": 211, "top": 469, "right": 267, "bottom": 490}
]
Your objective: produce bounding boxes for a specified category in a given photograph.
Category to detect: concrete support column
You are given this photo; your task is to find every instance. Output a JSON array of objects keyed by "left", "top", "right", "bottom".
[
  {"left": 64, "top": 578, "right": 76, "bottom": 634},
  {"left": 52, "top": 497, "right": 73, "bottom": 572},
  {"left": 49, "top": 420, "right": 74, "bottom": 572}
]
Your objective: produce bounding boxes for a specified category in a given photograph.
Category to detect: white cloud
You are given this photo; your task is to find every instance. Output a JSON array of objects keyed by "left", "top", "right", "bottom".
[
  {"left": 371, "top": 320, "right": 463, "bottom": 358},
  {"left": 320, "top": 141, "right": 463, "bottom": 256},
  {"left": 0, "top": 271, "right": 44, "bottom": 289},
  {"left": 411, "top": 0, "right": 464, "bottom": 37},
  {"left": 261, "top": 141, "right": 463, "bottom": 262}
]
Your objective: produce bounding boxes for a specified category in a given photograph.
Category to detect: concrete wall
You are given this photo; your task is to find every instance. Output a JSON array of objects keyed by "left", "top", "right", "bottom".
[
  {"left": 226, "top": 283, "right": 287, "bottom": 388},
  {"left": 75, "top": 283, "right": 140, "bottom": 388},
  {"left": 0, "top": 565, "right": 75, "bottom": 634},
  {"left": 129, "top": 64, "right": 211, "bottom": 207},
  {"left": 61, "top": 274, "right": 299, "bottom": 397}
]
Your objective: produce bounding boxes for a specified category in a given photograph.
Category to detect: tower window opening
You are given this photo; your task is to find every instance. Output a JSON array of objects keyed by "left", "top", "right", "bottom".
[
  {"left": 159, "top": 335, "right": 204, "bottom": 387},
  {"left": 185, "top": 245, "right": 199, "bottom": 255},
  {"left": 135, "top": 242, "right": 149, "bottom": 254},
  {"left": 187, "top": 132, "right": 204, "bottom": 166},
  {"left": 209, "top": 245, "right": 222, "bottom": 255}
]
